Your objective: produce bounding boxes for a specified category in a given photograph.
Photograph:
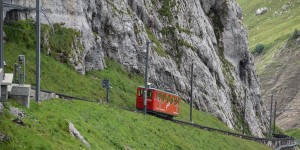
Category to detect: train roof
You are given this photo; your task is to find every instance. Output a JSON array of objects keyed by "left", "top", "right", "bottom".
[{"left": 137, "top": 86, "right": 179, "bottom": 96}]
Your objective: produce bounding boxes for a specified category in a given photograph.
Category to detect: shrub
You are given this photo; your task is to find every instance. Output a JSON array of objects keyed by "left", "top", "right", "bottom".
[
  {"left": 291, "top": 29, "right": 300, "bottom": 39},
  {"left": 253, "top": 44, "right": 265, "bottom": 54}
]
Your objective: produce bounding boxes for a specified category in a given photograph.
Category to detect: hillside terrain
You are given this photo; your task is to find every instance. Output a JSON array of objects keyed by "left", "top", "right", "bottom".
[
  {"left": 0, "top": 100, "right": 269, "bottom": 149},
  {"left": 237, "top": 0, "right": 300, "bottom": 130},
  {"left": 1, "top": 0, "right": 270, "bottom": 136},
  {"left": 0, "top": 0, "right": 285, "bottom": 148},
  {"left": 0, "top": 39, "right": 269, "bottom": 149}
]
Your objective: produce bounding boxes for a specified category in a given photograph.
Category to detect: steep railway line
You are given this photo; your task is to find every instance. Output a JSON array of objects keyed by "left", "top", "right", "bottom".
[{"left": 34, "top": 88, "right": 297, "bottom": 150}]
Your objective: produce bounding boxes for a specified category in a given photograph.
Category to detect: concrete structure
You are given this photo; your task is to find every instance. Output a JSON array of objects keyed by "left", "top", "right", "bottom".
[
  {"left": 9, "top": 84, "right": 31, "bottom": 108},
  {"left": 0, "top": 73, "right": 13, "bottom": 101},
  {"left": 0, "top": 69, "right": 3, "bottom": 96},
  {"left": 0, "top": 72, "right": 31, "bottom": 108}
]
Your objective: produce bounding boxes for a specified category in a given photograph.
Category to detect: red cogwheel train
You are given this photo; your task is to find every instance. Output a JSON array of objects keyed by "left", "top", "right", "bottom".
[{"left": 136, "top": 86, "right": 181, "bottom": 117}]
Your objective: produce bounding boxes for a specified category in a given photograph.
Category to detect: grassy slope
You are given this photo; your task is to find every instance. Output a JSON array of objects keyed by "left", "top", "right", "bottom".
[
  {"left": 0, "top": 100, "right": 270, "bottom": 150},
  {"left": 286, "top": 129, "right": 300, "bottom": 145},
  {"left": 0, "top": 22, "right": 269, "bottom": 149},
  {"left": 237, "top": 0, "right": 300, "bottom": 73},
  {"left": 3, "top": 42, "right": 233, "bottom": 132}
]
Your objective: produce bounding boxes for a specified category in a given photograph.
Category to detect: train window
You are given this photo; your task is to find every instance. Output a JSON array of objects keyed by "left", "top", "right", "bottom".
[
  {"left": 147, "top": 91, "right": 152, "bottom": 98},
  {"left": 138, "top": 89, "right": 143, "bottom": 97},
  {"left": 157, "top": 93, "right": 161, "bottom": 99},
  {"left": 138, "top": 89, "right": 153, "bottom": 98},
  {"left": 163, "top": 94, "right": 166, "bottom": 101}
]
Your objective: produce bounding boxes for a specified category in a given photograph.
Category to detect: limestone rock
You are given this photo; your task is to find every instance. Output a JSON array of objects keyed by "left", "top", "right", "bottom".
[
  {"left": 256, "top": 7, "right": 268, "bottom": 15},
  {"left": 68, "top": 121, "right": 91, "bottom": 148},
  {"left": 0, "top": 103, "right": 3, "bottom": 115},
  {"left": 0, "top": 132, "right": 10, "bottom": 142},
  {"left": 9, "top": 107, "right": 25, "bottom": 118},
  {"left": 3, "top": 31, "right": 6, "bottom": 43}
]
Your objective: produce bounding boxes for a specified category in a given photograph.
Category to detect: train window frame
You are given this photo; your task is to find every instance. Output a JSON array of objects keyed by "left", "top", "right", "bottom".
[
  {"left": 138, "top": 89, "right": 153, "bottom": 98},
  {"left": 147, "top": 90, "right": 152, "bottom": 98},
  {"left": 138, "top": 89, "right": 143, "bottom": 97}
]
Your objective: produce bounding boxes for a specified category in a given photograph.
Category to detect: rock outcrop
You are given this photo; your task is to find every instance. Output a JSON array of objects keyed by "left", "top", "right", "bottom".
[
  {"left": 68, "top": 121, "right": 91, "bottom": 148},
  {"left": 3, "top": 0, "right": 268, "bottom": 137},
  {"left": 9, "top": 107, "right": 26, "bottom": 118},
  {"left": 0, "top": 103, "right": 3, "bottom": 115},
  {"left": 256, "top": 7, "right": 268, "bottom": 15}
]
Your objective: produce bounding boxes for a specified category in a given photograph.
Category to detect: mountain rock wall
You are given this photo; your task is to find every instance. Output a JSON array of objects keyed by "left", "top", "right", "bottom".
[{"left": 3, "top": 0, "right": 268, "bottom": 137}]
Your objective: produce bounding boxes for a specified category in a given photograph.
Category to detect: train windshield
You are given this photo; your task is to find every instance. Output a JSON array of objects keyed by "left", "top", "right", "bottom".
[{"left": 138, "top": 89, "right": 153, "bottom": 98}]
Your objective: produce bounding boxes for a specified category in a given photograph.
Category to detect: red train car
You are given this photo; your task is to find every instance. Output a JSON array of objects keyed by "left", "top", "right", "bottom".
[{"left": 136, "top": 86, "right": 181, "bottom": 117}]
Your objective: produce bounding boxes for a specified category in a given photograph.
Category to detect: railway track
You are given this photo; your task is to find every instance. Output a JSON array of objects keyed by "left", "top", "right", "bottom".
[{"left": 33, "top": 88, "right": 297, "bottom": 149}]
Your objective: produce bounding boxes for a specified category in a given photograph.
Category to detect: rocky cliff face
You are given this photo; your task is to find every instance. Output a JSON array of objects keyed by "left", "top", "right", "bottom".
[{"left": 3, "top": 0, "right": 268, "bottom": 137}]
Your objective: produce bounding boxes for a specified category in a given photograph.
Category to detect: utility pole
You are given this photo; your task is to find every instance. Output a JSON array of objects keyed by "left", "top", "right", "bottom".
[
  {"left": 273, "top": 101, "right": 277, "bottom": 135},
  {"left": 35, "top": 0, "right": 41, "bottom": 102},
  {"left": 190, "top": 62, "right": 194, "bottom": 123},
  {"left": 143, "top": 41, "right": 151, "bottom": 115},
  {"left": 0, "top": 0, "right": 4, "bottom": 70},
  {"left": 242, "top": 89, "right": 247, "bottom": 135},
  {"left": 269, "top": 93, "right": 274, "bottom": 137}
]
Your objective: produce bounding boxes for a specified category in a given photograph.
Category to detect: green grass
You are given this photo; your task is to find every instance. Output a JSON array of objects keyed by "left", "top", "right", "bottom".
[
  {"left": 0, "top": 99, "right": 270, "bottom": 150},
  {"left": 3, "top": 42, "right": 232, "bottom": 131},
  {"left": 286, "top": 129, "right": 300, "bottom": 146},
  {"left": 237, "top": 0, "right": 300, "bottom": 73},
  {"left": 4, "top": 42, "right": 145, "bottom": 108},
  {"left": 286, "top": 129, "right": 300, "bottom": 139},
  {"left": 178, "top": 102, "right": 233, "bottom": 132}
]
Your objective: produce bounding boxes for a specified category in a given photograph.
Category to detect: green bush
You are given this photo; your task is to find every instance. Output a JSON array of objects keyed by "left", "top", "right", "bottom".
[
  {"left": 42, "top": 23, "right": 82, "bottom": 64},
  {"left": 253, "top": 44, "right": 265, "bottom": 54},
  {"left": 3, "top": 20, "right": 36, "bottom": 48},
  {"left": 158, "top": 0, "right": 176, "bottom": 22},
  {"left": 291, "top": 29, "right": 300, "bottom": 39}
]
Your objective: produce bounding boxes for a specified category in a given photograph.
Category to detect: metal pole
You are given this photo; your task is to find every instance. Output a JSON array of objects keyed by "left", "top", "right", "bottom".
[
  {"left": 0, "top": 0, "right": 4, "bottom": 69},
  {"left": 106, "top": 79, "right": 110, "bottom": 103},
  {"left": 35, "top": 0, "right": 41, "bottom": 102},
  {"left": 269, "top": 94, "right": 273, "bottom": 137},
  {"left": 143, "top": 41, "right": 150, "bottom": 115},
  {"left": 190, "top": 62, "right": 194, "bottom": 123},
  {"left": 18, "top": 58, "right": 20, "bottom": 84},
  {"left": 243, "top": 89, "right": 247, "bottom": 135},
  {"left": 273, "top": 101, "right": 277, "bottom": 135}
]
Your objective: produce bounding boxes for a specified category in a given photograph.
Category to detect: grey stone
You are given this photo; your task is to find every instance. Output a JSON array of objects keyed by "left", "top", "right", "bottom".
[
  {"left": 9, "top": 84, "right": 31, "bottom": 108},
  {"left": 0, "top": 73, "right": 13, "bottom": 102},
  {"left": 0, "top": 86, "right": 8, "bottom": 102},
  {"left": 0, "top": 103, "right": 3, "bottom": 115},
  {"left": 0, "top": 132, "right": 10, "bottom": 142},
  {"left": 3, "top": 31, "right": 6, "bottom": 43},
  {"left": 9, "top": 107, "right": 25, "bottom": 118},
  {"left": 3, "top": 0, "right": 269, "bottom": 137},
  {"left": 30, "top": 90, "right": 57, "bottom": 101},
  {"left": 68, "top": 121, "right": 91, "bottom": 148},
  {"left": 256, "top": 7, "right": 268, "bottom": 15}
]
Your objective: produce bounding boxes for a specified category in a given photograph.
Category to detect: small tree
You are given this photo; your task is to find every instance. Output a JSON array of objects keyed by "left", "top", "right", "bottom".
[
  {"left": 291, "top": 29, "right": 300, "bottom": 39},
  {"left": 253, "top": 44, "right": 265, "bottom": 54}
]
